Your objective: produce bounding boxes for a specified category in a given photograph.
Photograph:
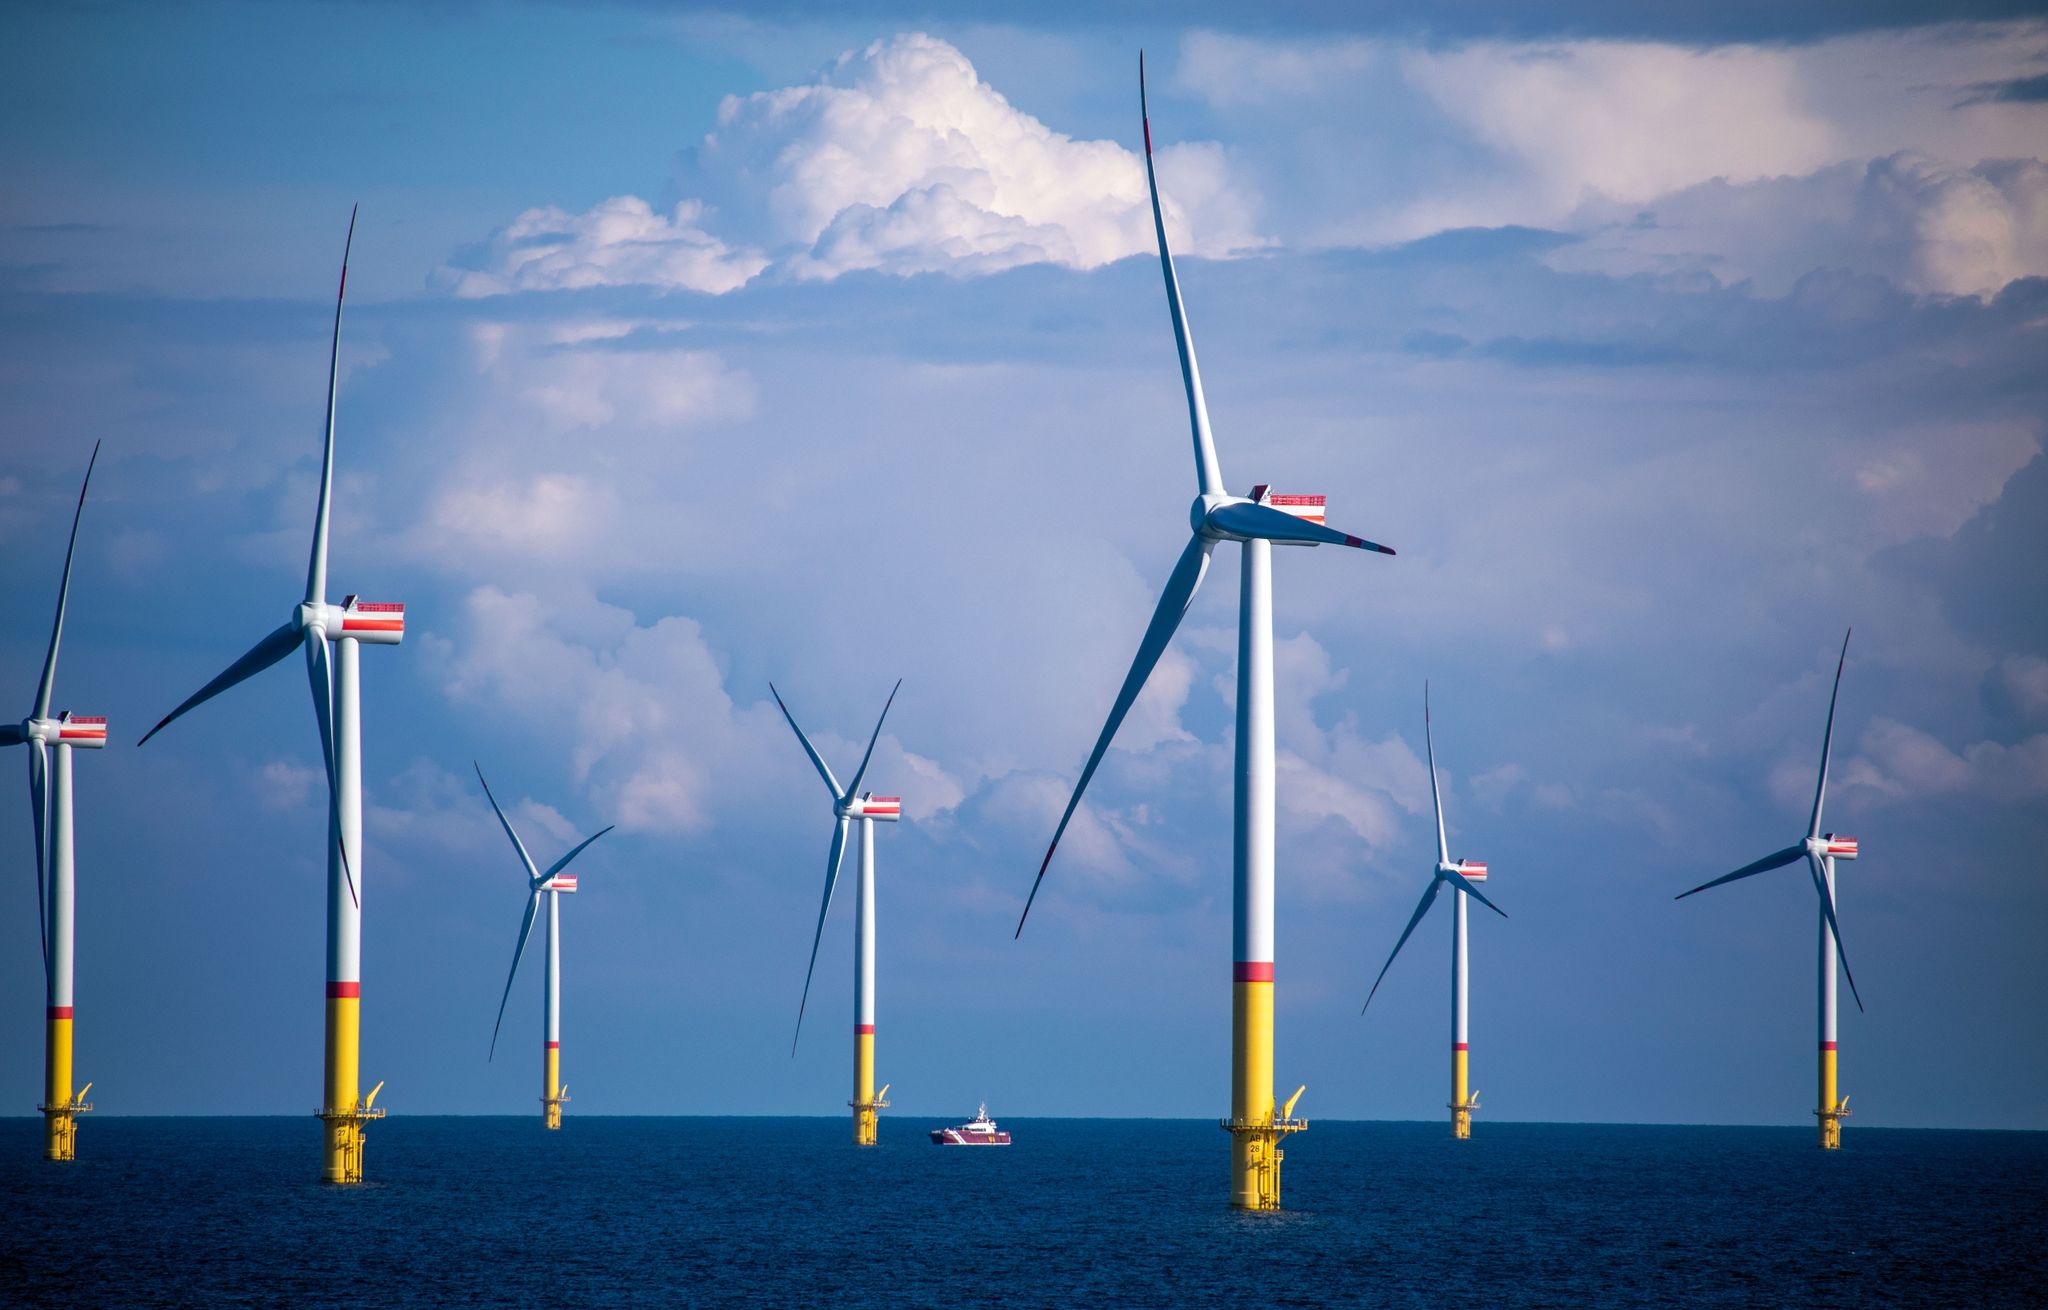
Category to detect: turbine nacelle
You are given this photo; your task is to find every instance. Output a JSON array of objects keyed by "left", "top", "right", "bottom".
[
  {"left": 838, "top": 793, "right": 902, "bottom": 823},
  {"left": 299, "top": 597, "right": 407, "bottom": 645},
  {"left": 1441, "top": 859, "right": 1487, "bottom": 882},
  {"left": 1811, "top": 834, "right": 1858, "bottom": 861},
  {"left": 21, "top": 713, "right": 108, "bottom": 750}
]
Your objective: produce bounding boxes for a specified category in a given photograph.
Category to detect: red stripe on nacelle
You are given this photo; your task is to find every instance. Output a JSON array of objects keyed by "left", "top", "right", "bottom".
[
  {"left": 343, "top": 618, "right": 404, "bottom": 632},
  {"left": 1234, "top": 962, "right": 1274, "bottom": 983},
  {"left": 326, "top": 982, "right": 360, "bottom": 999}
]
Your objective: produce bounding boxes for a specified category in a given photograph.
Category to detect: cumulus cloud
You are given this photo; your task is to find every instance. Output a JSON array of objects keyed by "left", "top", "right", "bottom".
[
  {"left": 1558, "top": 154, "right": 2048, "bottom": 297},
  {"left": 435, "top": 584, "right": 968, "bottom": 836},
  {"left": 1775, "top": 715, "right": 2048, "bottom": 810},
  {"left": 451, "top": 33, "right": 1262, "bottom": 291},
  {"left": 1179, "top": 23, "right": 2048, "bottom": 297},
  {"left": 409, "top": 318, "right": 755, "bottom": 569},
  {"left": 446, "top": 197, "right": 768, "bottom": 297}
]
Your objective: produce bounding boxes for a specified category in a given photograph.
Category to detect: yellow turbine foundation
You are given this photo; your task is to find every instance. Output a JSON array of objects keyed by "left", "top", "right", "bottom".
[
  {"left": 850, "top": 1029, "right": 885, "bottom": 1146},
  {"left": 1223, "top": 978, "right": 1303, "bottom": 1209},
  {"left": 1817, "top": 1044, "right": 1847, "bottom": 1150},
  {"left": 543, "top": 1044, "right": 566, "bottom": 1130},
  {"left": 39, "top": 1014, "right": 88, "bottom": 1161},
  {"left": 318, "top": 991, "right": 382, "bottom": 1182},
  {"left": 1451, "top": 1045, "right": 1476, "bottom": 1140}
]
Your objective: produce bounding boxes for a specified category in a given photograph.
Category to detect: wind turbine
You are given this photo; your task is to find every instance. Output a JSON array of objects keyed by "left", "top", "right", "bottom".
[
  {"left": 138, "top": 208, "right": 405, "bottom": 1182},
  {"left": 773, "top": 680, "right": 901, "bottom": 1146},
  {"left": 4, "top": 443, "right": 106, "bottom": 1160},
  {"left": 1014, "top": 55, "right": 1396, "bottom": 1210},
  {"left": 1677, "top": 630, "right": 1862, "bottom": 1148},
  {"left": 1360, "top": 685, "right": 1507, "bottom": 1139},
  {"left": 477, "top": 764, "right": 612, "bottom": 1130}
]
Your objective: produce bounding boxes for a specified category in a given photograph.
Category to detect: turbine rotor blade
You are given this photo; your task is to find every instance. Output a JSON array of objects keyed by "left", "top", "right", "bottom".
[
  {"left": 1204, "top": 501, "right": 1396, "bottom": 555},
  {"left": 488, "top": 889, "right": 543, "bottom": 1061},
  {"left": 307, "top": 205, "right": 356, "bottom": 606},
  {"left": 1443, "top": 866, "right": 1507, "bottom": 918},
  {"left": 1673, "top": 844, "right": 1806, "bottom": 901},
  {"left": 304, "top": 630, "right": 356, "bottom": 908},
  {"left": 770, "top": 684, "right": 843, "bottom": 800},
  {"left": 1139, "top": 51, "right": 1224, "bottom": 499},
  {"left": 1426, "top": 682, "right": 1447, "bottom": 867},
  {"left": 1363, "top": 876, "right": 1442, "bottom": 1013},
  {"left": 1810, "top": 854, "right": 1865, "bottom": 1013},
  {"left": 793, "top": 816, "right": 851, "bottom": 1053},
  {"left": 473, "top": 763, "right": 540, "bottom": 882},
  {"left": 540, "top": 825, "right": 615, "bottom": 884},
  {"left": 1017, "top": 532, "right": 1213, "bottom": 937},
  {"left": 137, "top": 620, "right": 301, "bottom": 747},
  {"left": 28, "top": 740, "right": 50, "bottom": 981},
  {"left": 1810, "top": 629, "right": 1851, "bottom": 840},
  {"left": 842, "top": 678, "right": 902, "bottom": 802},
  {"left": 33, "top": 441, "right": 100, "bottom": 721}
]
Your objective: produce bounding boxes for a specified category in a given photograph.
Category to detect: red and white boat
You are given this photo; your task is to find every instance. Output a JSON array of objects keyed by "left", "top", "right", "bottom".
[{"left": 930, "top": 1104, "right": 1010, "bottom": 1146}]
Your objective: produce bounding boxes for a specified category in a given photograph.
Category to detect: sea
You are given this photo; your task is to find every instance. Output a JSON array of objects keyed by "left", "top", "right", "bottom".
[{"left": 1, "top": 1117, "right": 2041, "bottom": 1308}]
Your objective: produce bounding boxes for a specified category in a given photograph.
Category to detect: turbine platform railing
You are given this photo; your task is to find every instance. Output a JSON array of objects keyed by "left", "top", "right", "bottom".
[
  {"left": 316, "top": 1082, "right": 387, "bottom": 1183},
  {"left": 1219, "top": 1111, "right": 1308, "bottom": 1211},
  {"left": 1816, "top": 1095, "right": 1851, "bottom": 1149},
  {"left": 38, "top": 1086, "right": 93, "bottom": 1161}
]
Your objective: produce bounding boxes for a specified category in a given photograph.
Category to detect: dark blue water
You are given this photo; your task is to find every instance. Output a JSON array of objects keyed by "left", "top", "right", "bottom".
[{"left": 2, "top": 1118, "right": 2041, "bottom": 1307}]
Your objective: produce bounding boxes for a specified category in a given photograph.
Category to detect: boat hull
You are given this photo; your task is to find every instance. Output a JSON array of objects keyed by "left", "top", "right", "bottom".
[{"left": 930, "top": 1128, "right": 1011, "bottom": 1146}]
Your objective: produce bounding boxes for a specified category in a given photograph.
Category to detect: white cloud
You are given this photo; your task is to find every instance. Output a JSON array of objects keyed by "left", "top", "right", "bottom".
[
  {"left": 1999, "top": 655, "right": 2048, "bottom": 720},
  {"left": 1776, "top": 715, "right": 2048, "bottom": 810},
  {"left": 452, "top": 33, "right": 1263, "bottom": 291},
  {"left": 257, "top": 759, "right": 318, "bottom": 812},
  {"left": 447, "top": 197, "right": 768, "bottom": 297},
  {"left": 1178, "top": 23, "right": 2048, "bottom": 297},
  {"left": 707, "top": 33, "right": 1262, "bottom": 279},
  {"left": 1403, "top": 39, "right": 1838, "bottom": 225},
  {"left": 410, "top": 319, "right": 755, "bottom": 569}
]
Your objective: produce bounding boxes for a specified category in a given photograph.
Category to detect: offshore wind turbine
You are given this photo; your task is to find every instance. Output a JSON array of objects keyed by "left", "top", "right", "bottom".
[
  {"left": 1677, "top": 630, "right": 1863, "bottom": 1149},
  {"left": 1014, "top": 56, "right": 1397, "bottom": 1210},
  {"left": 774, "top": 680, "right": 901, "bottom": 1146},
  {"left": 477, "top": 764, "right": 613, "bottom": 1130},
  {"left": 1360, "top": 685, "right": 1507, "bottom": 1140},
  {"left": 138, "top": 208, "right": 404, "bottom": 1183},
  {"left": 3, "top": 443, "right": 106, "bottom": 1160}
]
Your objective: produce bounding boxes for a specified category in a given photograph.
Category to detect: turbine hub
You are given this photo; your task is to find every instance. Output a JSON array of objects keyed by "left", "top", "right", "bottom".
[{"left": 1192, "top": 492, "right": 1250, "bottom": 540}]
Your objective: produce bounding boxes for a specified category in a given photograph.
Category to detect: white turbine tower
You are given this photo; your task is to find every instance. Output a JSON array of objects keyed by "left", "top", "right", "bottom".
[
  {"left": 138, "top": 208, "right": 405, "bottom": 1182},
  {"left": 774, "top": 680, "right": 901, "bottom": 1147},
  {"left": 477, "top": 764, "right": 612, "bottom": 1130},
  {"left": 1014, "top": 54, "right": 1397, "bottom": 1210},
  {"left": 4, "top": 443, "right": 106, "bottom": 1160},
  {"left": 1360, "top": 684, "right": 1507, "bottom": 1139},
  {"left": 1677, "top": 630, "right": 1863, "bottom": 1148}
]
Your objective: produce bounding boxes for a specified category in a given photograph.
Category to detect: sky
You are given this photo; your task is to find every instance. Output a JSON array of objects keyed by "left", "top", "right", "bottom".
[{"left": 1, "top": 1, "right": 2044, "bottom": 1129}]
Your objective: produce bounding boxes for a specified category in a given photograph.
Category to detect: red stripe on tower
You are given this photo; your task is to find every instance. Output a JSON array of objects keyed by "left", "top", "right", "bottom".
[
  {"left": 546, "top": 1041, "right": 559, "bottom": 1050},
  {"left": 326, "top": 982, "right": 361, "bottom": 999},
  {"left": 47, "top": 1006, "right": 73, "bottom": 1020},
  {"left": 1234, "top": 962, "right": 1274, "bottom": 983},
  {"left": 1821, "top": 1041, "right": 1838, "bottom": 1051},
  {"left": 856, "top": 1024, "right": 875, "bottom": 1035}
]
